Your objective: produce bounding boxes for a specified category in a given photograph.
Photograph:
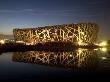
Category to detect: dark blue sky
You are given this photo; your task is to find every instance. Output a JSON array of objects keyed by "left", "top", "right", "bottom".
[{"left": 0, "top": 0, "right": 110, "bottom": 40}]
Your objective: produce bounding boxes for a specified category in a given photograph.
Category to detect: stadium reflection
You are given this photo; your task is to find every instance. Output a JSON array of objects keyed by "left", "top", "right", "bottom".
[{"left": 12, "top": 49, "right": 99, "bottom": 70}]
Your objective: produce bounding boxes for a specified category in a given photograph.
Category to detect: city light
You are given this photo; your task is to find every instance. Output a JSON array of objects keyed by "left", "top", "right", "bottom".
[
  {"left": 16, "top": 41, "right": 24, "bottom": 43},
  {"left": 101, "top": 57, "right": 107, "bottom": 60},
  {"left": 94, "top": 48, "right": 98, "bottom": 51},
  {"left": 31, "top": 42, "right": 34, "bottom": 45},
  {"left": 99, "top": 41, "right": 107, "bottom": 46},
  {"left": 100, "top": 48, "right": 107, "bottom": 52},
  {"left": 94, "top": 43, "right": 99, "bottom": 45},
  {"left": 78, "top": 48, "right": 82, "bottom": 54},
  {"left": 25, "top": 42, "right": 34, "bottom": 45},
  {"left": 0, "top": 40, "right": 5, "bottom": 44},
  {"left": 69, "top": 54, "right": 72, "bottom": 57}
]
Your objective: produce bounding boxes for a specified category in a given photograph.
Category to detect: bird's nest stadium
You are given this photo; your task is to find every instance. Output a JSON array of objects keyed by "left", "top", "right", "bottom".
[{"left": 13, "top": 23, "right": 98, "bottom": 45}]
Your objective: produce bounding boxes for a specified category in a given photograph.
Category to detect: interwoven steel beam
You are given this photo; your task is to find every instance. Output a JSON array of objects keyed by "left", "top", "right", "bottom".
[{"left": 13, "top": 23, "right": 98, "bottom": 45}]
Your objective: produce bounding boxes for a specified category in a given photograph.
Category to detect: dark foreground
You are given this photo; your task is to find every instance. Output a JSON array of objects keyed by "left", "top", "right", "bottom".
[
  {"left": 0, "top": 43, "right": 110, "bottom": 81},
  {"left": 0, "top": 48, "right": 110, "bottom": 81}
]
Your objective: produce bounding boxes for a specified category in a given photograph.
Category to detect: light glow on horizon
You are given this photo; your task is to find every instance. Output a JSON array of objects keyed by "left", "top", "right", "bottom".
[
  {"left": 100, "top": 48, "right": 107, "bottom": 52},
  {"left": 0, "top": 40, "right": 5, "bottom": 44},
  {"left": 99, "top": 41, "right": 107, "bottom": 46}
]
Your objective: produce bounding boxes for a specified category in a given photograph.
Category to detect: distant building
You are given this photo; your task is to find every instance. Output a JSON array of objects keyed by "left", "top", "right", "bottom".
[
  {"left": 13, "top": 23, "right": 98, "bottom": 45},
  {"left": 0, "top": 34, "right": 14, "bottom": 40},
  {"left": 5, "top": 39, "right": 15, "bottom": 43}
]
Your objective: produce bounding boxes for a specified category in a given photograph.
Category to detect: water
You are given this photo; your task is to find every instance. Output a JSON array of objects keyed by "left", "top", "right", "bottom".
[{"left": 0, "top": 48, "right": 110, "bottom": 80}]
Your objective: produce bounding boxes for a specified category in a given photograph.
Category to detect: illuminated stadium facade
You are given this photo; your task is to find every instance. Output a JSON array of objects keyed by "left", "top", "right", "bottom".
[{"left": 13, "top": 23, "right": 98, "bottom": 45}]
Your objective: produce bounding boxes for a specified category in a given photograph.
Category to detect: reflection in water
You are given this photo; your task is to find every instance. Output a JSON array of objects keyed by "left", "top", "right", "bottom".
[{"left": 12, "top": 49, "right": 98, "bottom": 70}]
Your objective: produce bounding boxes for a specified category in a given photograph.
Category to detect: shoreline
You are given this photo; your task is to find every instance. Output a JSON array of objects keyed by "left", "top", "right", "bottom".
[{"left": 0, "top": 42, "right": 109, "bottom": 53}]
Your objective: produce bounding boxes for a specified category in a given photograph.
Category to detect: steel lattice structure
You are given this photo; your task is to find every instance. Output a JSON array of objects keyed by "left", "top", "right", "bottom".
[
  {"left": 13, "top": 23, "right": 98, "bottom": 45},
  {"left": 12, "top": 49, "right": 97, "bottom": 69}
]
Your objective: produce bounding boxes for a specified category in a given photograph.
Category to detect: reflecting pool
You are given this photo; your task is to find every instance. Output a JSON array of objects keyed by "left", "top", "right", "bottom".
[{"left": 0, "top": 48, "right": 110, "bottom": 80}]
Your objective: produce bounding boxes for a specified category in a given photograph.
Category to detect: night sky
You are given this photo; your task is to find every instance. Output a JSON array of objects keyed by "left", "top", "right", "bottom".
[{"left": 0, "top": 0, "right": 110, "bottom": 40}]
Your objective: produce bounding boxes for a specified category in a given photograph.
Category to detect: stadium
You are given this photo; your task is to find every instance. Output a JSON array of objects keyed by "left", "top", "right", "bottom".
[{"left": 13, "top": 23, "right": 98, "bottom": 45}]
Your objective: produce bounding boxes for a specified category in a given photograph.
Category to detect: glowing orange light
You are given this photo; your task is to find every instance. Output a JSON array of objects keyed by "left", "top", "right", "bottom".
[
  {"left": 78, "top": 40, "right": 82, "bottom": 45},
  {"left": 101, "top": 57, "right": 107, "bottom": 60},
  {"left": 0, "top": 40, "right": 5, "bottom": 44},
  {"left": 99, "top": 41, "right": 107, "bottom": 46},
  {"left": 101, "top": 48, "right": 107, "bottom": 52}
]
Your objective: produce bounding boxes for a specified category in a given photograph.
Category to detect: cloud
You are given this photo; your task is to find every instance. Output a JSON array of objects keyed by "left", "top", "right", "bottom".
[
  {"left": 0, "top": 9, "right": 35, "bottom": 13},
  {"left": 0, "top": 8, "right": 104, "bottom": 17}
]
